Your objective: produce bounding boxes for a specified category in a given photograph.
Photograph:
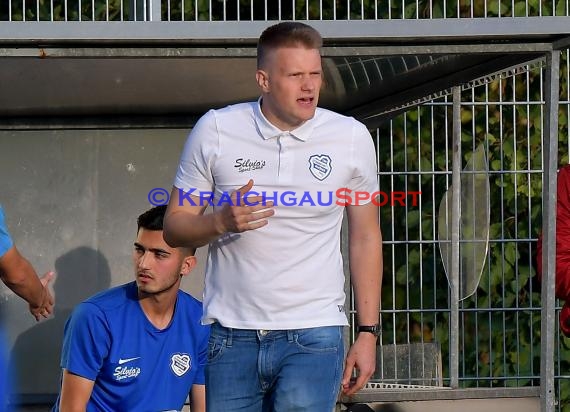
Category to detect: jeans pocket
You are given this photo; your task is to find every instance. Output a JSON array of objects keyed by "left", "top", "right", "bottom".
[
  {"left": 294, "top": 326, "right": 341, "bottom": 354},
  {"left": 207, "top": 334, "right": 227, "bottom": 364}
]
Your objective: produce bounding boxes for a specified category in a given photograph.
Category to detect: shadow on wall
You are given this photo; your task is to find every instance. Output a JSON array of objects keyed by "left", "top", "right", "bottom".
[{"left": 9, "top": 247, "right": 111, "bottom": 401}]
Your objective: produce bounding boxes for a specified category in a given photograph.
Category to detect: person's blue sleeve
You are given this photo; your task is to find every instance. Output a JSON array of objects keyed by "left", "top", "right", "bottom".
[
  {"left": 0, "top": 206, "right": 14, "bottom": 259},
  {"left": 60, "top": 302, "right": 111, "bottom": 381},
  {"left": 194, "top": 324, "right": 210, "bottom": 385}
]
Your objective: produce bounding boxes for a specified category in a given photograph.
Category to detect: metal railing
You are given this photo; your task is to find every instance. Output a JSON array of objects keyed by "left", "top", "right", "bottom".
[{"left": 2, "top": 0, "right": 569, "bottom": 21}]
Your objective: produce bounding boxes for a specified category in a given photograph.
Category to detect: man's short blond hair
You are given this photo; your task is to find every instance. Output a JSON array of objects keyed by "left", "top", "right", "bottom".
[{"left": 257, "top": 22, "right": 322, "bottom": 69}]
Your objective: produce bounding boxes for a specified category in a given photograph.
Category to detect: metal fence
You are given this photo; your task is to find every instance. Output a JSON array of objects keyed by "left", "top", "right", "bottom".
[
  {"left": 363, "top": 53, "right": 567, "bottom": 409},
  {"left": 2, "top": 0, "right": 570, "bottom": 21},
  {"left": 373, "top": 66, "right": 544, "bottom": 384}
]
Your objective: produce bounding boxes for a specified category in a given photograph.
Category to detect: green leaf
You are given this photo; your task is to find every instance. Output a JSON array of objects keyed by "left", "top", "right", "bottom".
[
  {"left": 487, "top": 0, "right": 500, "bottom": 15},
  {"left": 504, "top": 243, "right": 519, "bottom": 265},
  {"left": 406, "top": 209, "right": 420, "bottom": 229},
  {"left": 513, "top": 2, "right": 527, "bottom": 16},
  {"left": 477, "top": 292, "right": 489, "bottom": 307},
  {"left": 404, "top": 3, "right": 418, "bottom": 18},
  {"left": 517, "top": 265, "right": 533, "bottom": 291},
  {"left": 422, "top": 217, "right": 434, "bottom": 240},
  {"left": 491, "top": 159, "right": 502, "bottom": 171},
  {"left": 490, "top": 262, "right": 503, "bottom": 289},
  {"left": 419, "top": 156, "right": 433, "bottom": 174},
  {"left": 502, "top": 138, "right": 515, "bottom": 159},
  {"left": 408, "top": 248, "right": 421, "bottom": 267},
  {"left": 503, "top": 293, "right": 516, "bottom": 307},
  {"left": 432, "top": 3, "right": 444, "bottom": 18},
  {"left": 396, "top": 264, "right": 409, "bottom": 286}
]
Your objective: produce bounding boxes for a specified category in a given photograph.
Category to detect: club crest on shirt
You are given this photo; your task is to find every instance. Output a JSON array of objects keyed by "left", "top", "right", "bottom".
[
  {"left": 308, "top": 154, "right": 332, "bottom": 181},
  {"left": 170, "top": 353, "right": 191, "bottom": 377}
]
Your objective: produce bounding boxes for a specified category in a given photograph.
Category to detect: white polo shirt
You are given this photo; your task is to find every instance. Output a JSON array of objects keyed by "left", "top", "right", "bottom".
[{"left": 174, "top": 100, "right": 378, "bottom": 329}]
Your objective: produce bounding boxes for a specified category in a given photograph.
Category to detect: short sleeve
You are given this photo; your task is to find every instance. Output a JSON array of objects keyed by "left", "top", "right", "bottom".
[
  {"left": 60, "top": 302, "right": 111, "bottom": 381},
  {"left": 0, "top": 206, "right": 14, "bottom": 259},
  {"left": 347, "top": 121, "right": 379, "bottom": 198},
  {"left": 174, "top": 110, "right": 219, "bottom": 193}
]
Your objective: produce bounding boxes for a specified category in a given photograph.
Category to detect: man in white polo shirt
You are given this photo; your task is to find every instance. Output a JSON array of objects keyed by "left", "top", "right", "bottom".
[{"left": 164, "top": 21, "right": 383, "bottom": 411}]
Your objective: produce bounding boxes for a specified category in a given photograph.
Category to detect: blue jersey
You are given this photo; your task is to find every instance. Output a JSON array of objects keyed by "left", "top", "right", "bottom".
[
  {"left": 53, "top": 282, "right": 209, "bottom": 412},
  {"left": 0, "top": 206, "right": 13, "bottom": 258}
]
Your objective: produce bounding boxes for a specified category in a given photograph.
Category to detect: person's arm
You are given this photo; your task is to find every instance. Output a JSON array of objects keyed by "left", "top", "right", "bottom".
[
  {"left": 189, "top": 384, "right": 206, "bottom": 412},
  {"left": 163, "top": 186, "right": 219, "bottom": 249},
  {"left": 164, "top": 111, "right": 271, "bottom": 249},
  {"left": 341, "top": 201, "right": 383, "bottom": 395},
  {"left": 0, "top": 245, "right": 54, "bottom": 321},
  {"left": 58, "top": 369, "right": 95, "bottom": 412},
  {"left": 164, "top": 179, "right": 274, "bottom": 249},
  {"left": 57, "top": 303, "right": 110, "bottom": 412}
]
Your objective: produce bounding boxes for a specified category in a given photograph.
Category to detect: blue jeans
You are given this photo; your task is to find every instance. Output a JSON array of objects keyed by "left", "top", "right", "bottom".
[{"left": 206, "top": 323, "right": 344, "bottom": 412}]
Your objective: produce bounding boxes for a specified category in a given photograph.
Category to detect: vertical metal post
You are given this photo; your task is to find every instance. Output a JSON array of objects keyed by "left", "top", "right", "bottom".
[
  {"left": 341, "top": 212, "right": 352, "bottom": 369},
  {"left": 450, "top": 86, "right": 462, "bottom": 389},
  {"left": 127, "top": 0, "right": 138, "bottom": 21},
  {"left": 540, "top": 50, "right": 559, "bottom": 412},
  {"left": 149, "top": 0, "right": 161, "bottom": 21},
  {"left": 126, "top": 0, "right": 146, "bottom": 21}
]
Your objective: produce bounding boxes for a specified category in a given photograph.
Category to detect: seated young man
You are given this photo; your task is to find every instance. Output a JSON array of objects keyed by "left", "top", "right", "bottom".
[{"left": 52, "top": 205, "right": 208, "bottom": 412}]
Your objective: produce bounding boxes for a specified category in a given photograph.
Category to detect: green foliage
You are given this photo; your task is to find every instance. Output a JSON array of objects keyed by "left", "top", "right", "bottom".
[
  {"left": 4, "top": 0, "right": 127, "bottom": 21},
  {"left": 378, "top": 57, "right": 568, "bottom": 405}
]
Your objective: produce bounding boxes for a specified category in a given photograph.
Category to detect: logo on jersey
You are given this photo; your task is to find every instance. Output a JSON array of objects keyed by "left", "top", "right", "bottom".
[
  {"left": 234, "top": 158, "right": 266, "bottom": 173},
  {"left": 170, "top": 353, "right": 191, "bottom": 377},
  {"left": 118, "top": 356, "right": 140, "bottom": 365},
  {"left": 114, "top": 355, "right": 141, "bottom": 381},
  {"left": 113, "top": 366, "right": 141, "bottom": 381},
  {"left": 308, "top": 154, "right": 332, "bottom": 181}
]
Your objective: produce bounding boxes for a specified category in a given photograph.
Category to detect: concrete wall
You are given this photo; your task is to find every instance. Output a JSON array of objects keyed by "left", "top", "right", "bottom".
[{"left": 0, "top": 128, "right": 207, "bottom": 401}]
